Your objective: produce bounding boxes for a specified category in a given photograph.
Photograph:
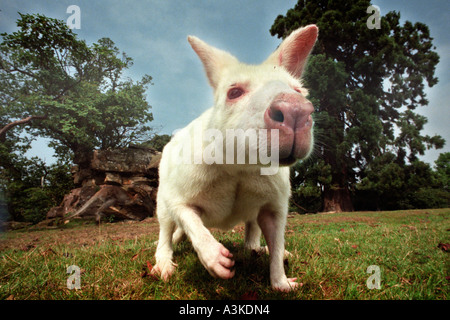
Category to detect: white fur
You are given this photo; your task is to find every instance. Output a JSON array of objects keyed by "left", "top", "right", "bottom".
[{"left": 152, "top": 25, "right": 318, "bottom": 292}]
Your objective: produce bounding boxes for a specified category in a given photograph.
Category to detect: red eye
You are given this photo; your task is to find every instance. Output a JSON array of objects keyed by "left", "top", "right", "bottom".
[{"left": 227, "top": 87, "right": 245, "bottom": 100}]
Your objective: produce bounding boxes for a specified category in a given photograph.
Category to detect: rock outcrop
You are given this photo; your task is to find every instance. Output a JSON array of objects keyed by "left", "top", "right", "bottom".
[{"left": 47, "top": 146, "right": 161, "bottom": 222}]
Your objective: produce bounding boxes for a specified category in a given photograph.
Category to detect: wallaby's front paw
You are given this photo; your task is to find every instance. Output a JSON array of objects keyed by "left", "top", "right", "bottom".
[{"left": 200, "top": 243, "right": 235, "bottom": 279}]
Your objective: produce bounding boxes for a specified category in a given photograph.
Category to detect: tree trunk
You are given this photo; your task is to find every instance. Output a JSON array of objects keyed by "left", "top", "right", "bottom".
[
  {"left": 322, "top": 149, "right": 354, "bottom": 213},
  {"left": 323, "top": 186, "right": 353, "bottom": 212}
]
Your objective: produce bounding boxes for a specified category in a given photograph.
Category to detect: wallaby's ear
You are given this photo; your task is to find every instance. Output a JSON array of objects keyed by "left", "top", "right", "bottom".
[
  {"left": 265, "top": 25, "right": 318, "bottom": 78},
  {"left": 188, "top": 36, "right": 239, "bottom": 90}
]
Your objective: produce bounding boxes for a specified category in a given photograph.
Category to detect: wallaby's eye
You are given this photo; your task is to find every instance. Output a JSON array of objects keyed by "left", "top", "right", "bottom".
[
  {"left": 293, "top": 87, "right": 303, "bottom": 95},
  {"left": 227, "top": 87, "right": 245, "bottom": 100}
]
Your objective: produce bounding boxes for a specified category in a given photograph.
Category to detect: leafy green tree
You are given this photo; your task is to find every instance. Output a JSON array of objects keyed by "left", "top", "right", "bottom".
[
  {"left": 0, "top": 13, "right": 153, "bottom": 222},
  {"left": 141, "top": 133, "right": 172, "bottom": 152},
  {"left": 0, "top": 149, "right": 74, "bottom": 223},
  {"left": 434, "top": 152, "right": 449, "bottom": 190},
  {"left": 289, "top": 158, "right": 331, "bottom": 212},
  {"left": 356, "top": 151, "right": 405, "bottom": 210},
  {"left": 356, "top": 152, "right": 449, "bottom": 210},
  {"left": 0, "top": 13, "right": 153, "bottom": 165},
  {"left": 404, "top": 160, "right": 447, "bottom": 209},
  {"left": 270, "top": 0, "right": 444, "bottom": 212}
]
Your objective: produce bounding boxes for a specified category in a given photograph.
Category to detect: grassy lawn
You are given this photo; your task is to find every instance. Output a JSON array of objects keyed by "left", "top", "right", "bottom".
[{"left": 0, "top": 208, "right": 449, "bottom": 300}]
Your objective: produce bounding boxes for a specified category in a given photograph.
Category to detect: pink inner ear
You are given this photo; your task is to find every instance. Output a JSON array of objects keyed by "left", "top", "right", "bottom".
[{"left": 279, "top": 25, "right": 318, "bottom": 78}]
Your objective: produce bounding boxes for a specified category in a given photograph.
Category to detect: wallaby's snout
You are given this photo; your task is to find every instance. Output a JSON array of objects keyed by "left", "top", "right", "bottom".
[{"left": 265, "top": 92, "right": 314, "bottom": 163}]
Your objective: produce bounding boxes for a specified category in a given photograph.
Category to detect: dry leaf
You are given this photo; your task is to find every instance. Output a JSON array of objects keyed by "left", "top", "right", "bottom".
[
  {"left": 402, "top": 225, "right": 417, "bottom": 231},
  {"left": 146, "top": 261, "right": 153, "bottom": 272},
  {"left": 143, "top": 261, "right": 159, "bottom": 280},
  {"left": 215, "top": 286, "right": 224, "bottom": 295},
  {"left": 131, "top": 253, "right": 139, "bottom": 261},
  {"left": 41, "top": 248, "right": 56, "bottom": 256},
  {"left": 401, "top": 277, "right": 412, "bottom": 285},
  {"left": 240, "top": 291, "right": 258, "bottom": 300},
  {"left": 21, "top": 244, "right": 35, "bottom": 251},
  {"left": 437, "top": 243, "right": 450, "bottom": 252}
]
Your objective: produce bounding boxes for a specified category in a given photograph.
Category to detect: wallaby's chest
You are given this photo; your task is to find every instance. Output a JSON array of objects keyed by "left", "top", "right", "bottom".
[{"left": 190, "top": 170, "right": 287, "bottom": 229}]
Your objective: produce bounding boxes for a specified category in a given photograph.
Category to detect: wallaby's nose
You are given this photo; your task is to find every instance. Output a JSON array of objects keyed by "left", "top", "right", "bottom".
[
  {"left": 266, "top": 93, "right": 314, "bottom": 130},
  {"left": 264, "top": 92, "right": 314, "bottom": 161}
]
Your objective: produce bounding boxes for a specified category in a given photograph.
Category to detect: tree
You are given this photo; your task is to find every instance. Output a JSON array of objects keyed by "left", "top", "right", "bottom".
[
  {"left": 434, "top": 152, "right": 449, "bottom": 190},
  {"left": 141, "top": 133, "right": 171, "bottom": 152},
  {"left": 356, "top": 152, "right": 450, "bottom": 210},
  {"left": 0, "top": 146, "right": 74, "bottom": 223},
  {"left": 0, "top": 13, "right": 154, "bottom": 222},
  {"left": 355, "top": 151, "right": 406, "bottom": 210},
  {"left": 270, "top": 0, "right": 444, "bottom": 212},
  {"left": 0, "top": 13, "right": 153, "bottom": 165},
  {"left": 289, "top": 157, "right": 331, "bottom": 213}
]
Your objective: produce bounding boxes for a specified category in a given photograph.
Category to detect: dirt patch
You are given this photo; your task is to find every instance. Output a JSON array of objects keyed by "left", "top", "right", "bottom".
[
  {"left": 0, "top": 217, "right": 160, "bottom": 252},
  {"left": 294, "top": 212, "right": 378, "bottom": 225}
]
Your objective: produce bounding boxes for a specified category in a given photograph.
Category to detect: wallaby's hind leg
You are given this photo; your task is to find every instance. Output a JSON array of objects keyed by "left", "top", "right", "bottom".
[
  {"left": 258, "top": 209, "right": 297, "bottom": 292},
  {"left": 244, "top": 220, "right": 292, "bottom": 258},
  {"left": 172, "top": 227, "right": 187, "bottom": 245},
  {"left": 244, "top": 220, "right": 262, "bottom": 251}
]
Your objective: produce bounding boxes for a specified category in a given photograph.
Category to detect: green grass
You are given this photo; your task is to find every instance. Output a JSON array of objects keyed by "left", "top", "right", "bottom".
[{"left": 0, "top": 209, "right": 449, "bottom": 300}]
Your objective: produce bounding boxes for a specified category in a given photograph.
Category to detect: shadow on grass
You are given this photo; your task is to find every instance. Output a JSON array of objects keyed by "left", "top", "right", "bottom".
[{"left": 172, "top": 239, "right": 298, "bottom": 300}]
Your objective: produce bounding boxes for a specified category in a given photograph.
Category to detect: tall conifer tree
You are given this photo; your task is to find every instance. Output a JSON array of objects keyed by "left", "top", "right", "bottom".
[{"left": 271, "top": 0, "right": 444, "bottom": 211}]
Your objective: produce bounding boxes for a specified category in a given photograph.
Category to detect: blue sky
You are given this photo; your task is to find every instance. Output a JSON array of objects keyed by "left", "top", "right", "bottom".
[{"left": 0, "top": 0, "right": 448, "bottom": 165}]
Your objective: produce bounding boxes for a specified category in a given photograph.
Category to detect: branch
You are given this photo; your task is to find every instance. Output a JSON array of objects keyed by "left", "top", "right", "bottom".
[
  {"left": 0, "top": 115, "right": 47, "bottom": 141},
  {"left": 52, "top": 79, "right": 81, "bottom": 101},
  {"left": 2, "top": 61, "right": 80, "bottom": 102},
  {"left": 291, "top": 199, "right": 308, "bottom": 213},
  {"left": 0, "top": 61, "right": 37, "bottom": 79}
]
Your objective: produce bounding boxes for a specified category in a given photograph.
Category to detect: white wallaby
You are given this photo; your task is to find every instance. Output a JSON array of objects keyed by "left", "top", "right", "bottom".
[{"left": 152, "top": 25, "right": 318, "bottom": 292}]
